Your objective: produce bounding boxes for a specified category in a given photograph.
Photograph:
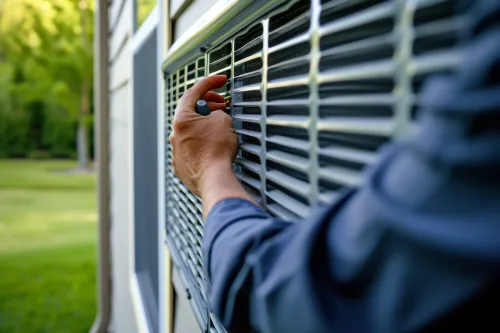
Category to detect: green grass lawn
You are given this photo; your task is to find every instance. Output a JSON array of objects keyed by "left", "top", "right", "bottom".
[{"left": 0, "top": 160, "right": 96, "bottom": 333}]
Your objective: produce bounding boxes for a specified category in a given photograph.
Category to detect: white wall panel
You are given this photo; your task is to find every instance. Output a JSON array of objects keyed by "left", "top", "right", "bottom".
[
  {"left": 110, "top": 48, "right": 130, "bottom": 92},
  {"left": 173, "top": 0, "right": 219, "bottom": 40},
  {"left": 110, "top": 1, "right": 132, "bottom": 62},
  {"left": 108, "top": 0, "right": 138, "bottom": 332}
]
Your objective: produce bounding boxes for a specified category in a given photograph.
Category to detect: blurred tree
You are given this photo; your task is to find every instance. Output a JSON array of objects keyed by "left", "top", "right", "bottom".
[
  {"left": 137, "top": 0, "right": 157, "bottom": 27},
  {"left": 0, "top": 0, "right": 94, "bottom": 168}
]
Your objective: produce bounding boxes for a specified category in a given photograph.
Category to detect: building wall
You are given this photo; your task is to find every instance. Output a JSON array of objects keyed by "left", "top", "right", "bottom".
[
  {"left": 104, "top": 0, "right": 223, "bottom": 332},
  {"left": 108, "top": 0, "right": 138, "bottom": 332},
  {"left": 173, "top": 0, "right": 219, "bottom": 40}
]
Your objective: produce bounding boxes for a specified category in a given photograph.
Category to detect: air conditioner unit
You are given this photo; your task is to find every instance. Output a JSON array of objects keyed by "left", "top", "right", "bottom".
[{"left": 163, "top": 0, "right": 465, "bottom": 331}]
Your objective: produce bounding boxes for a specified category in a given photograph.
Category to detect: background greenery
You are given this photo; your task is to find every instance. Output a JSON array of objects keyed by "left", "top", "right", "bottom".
[
  {"left": 136, "top": 0, "right": 157, "bottom": 27},
  {"left": 0, "top": 160, "right": 96, "bottom": 333},
  {"left": 0, "top": 0, "right": 94, "bottom": 166}
]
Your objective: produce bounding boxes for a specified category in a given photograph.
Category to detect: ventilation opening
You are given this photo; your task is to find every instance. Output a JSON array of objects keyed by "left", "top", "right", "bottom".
[
  {"left": 267, "top": 179, "right": 309, "bottom": 207},
  {"left": 268, "top": 58, "right": 310, "bottom": 81},
  {"left": 320, "top": 0, "right": 388, "bottom": 26},
  {"left": 235, "top": 24, "right": 263, "bottom": 62},
  {"left": 187, "top": 63, "right": 196, "bottom": 81},
  {"left": 269, "top": 41, "right": 310, "bottom": 67},
  {"left": 319, "top": 131, "right": 387, "bottom": 152},
  {"left": 209, "top": 42, "right": 232, "bottom": 73},
  {"left": 268, "top": 105, "right": 309, "bottom": 117},
  {"left": 319, "top": 79, "right": 394, "bottom": 98},
  {"left": 197, "top": 58, "right": 205, "bottom": 77},
  {"left": 269, "top": 0, "right": 311, "bottom": 47},
  {"left": 268, "top": 85, "right": 309, "bottom": 101},
  {"left": 320, "top": 104, "right": 393, "bottom": 118},
  {"left": 414, "top": 0, "right": 456, "bottom": 25},
  {"left": 235, "top": 57, "right": 263, "bottom": 77},
  {"left": 320, "top": 18, "right": 394, "bottom": 50}
]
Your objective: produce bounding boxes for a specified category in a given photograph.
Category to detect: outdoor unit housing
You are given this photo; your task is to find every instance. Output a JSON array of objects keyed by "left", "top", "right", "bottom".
[{"left": 163, "top": 0, "right": 466, "bottom": 331}]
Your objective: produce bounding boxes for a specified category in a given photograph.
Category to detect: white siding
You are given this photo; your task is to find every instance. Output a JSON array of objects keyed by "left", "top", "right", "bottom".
[
  {"left": 108, "top": 0, "right": 138, "bottom": 332},
  {"left": 173, "top": 0, "right": 219, "bottom": 40}
]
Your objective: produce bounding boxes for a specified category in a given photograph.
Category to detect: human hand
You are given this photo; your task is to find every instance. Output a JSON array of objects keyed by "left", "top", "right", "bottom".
[{"left": 169, "top": 75, "right": 238, "bottom": 197}]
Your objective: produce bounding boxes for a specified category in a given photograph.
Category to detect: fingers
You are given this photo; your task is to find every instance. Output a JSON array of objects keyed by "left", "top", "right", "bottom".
[
  {"left": 179, "top": 75, "right": 227, "bottom": 109},
  {"left": 211, "top": 109, "right": 234, "bottom": 126},
  {"left": 207, "top": 102, "right": 227, "bottom": 111},
  {"left": 204, "top": 91, "right": 227, "bottom": 111},
  {"left": 203, "top": 91, "right": 225, "bottom": 103}
]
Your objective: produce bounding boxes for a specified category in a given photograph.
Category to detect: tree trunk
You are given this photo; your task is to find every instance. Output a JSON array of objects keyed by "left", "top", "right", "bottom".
[
  {"left": 77, "top": 119, "right": 88, "bottom": 169},
  {"left": 77, "top": 79, "right": 90, "bottom": 169},
  {"left": 77, "top": 1, "right": 90, "bottom": 170}
]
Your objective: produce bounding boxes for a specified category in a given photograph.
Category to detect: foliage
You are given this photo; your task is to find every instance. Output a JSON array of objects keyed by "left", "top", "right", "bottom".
[
  {"left": 0, "top": 109, "right": 31, "bottom": 157},
  {"left": 0, "top": 0, "right": 94, "bottom": 112},
  {"left": 0, "top": 0, "right": 94, "bottom": 163},
  {"left": 0, "top": 159, "right": 96, "bottom": 332},
  {"left": 43, "top": 105, "right": 77, "bottom": 158},
  {"left": 0, "top": 103, "right": 79, "bottom": 158},
  {"left": 137, "top": 0, "right": 157, "bottom": 27}
]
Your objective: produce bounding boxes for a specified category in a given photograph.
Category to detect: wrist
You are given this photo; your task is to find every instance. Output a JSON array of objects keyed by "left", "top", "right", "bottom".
[
  {"left": 199, "top": 159, "right": 257, "bottom": 219},
  {"left": 199, "top": 159, "right": 234, "bottom": 197}
]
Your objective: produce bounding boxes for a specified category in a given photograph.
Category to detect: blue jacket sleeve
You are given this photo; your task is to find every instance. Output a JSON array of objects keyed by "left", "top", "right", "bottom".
[{"left": 203, "top": 1, "right": 500, "bottom": 332}]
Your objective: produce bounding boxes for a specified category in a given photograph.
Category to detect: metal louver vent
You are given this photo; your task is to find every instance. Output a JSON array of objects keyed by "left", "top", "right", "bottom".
[{"left": 164, "top": 0, "right": 467, "bottom": 331}]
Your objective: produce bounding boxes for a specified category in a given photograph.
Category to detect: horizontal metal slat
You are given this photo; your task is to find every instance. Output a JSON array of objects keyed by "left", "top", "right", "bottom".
[
  {"left": 410, "top": 50, "right": 461, "bottom": 75},
  {"left": 267, "top": 135, "right": 310, "bottom": 151},
  {"left": 267, "top": 189, "right": 309, "bottom": 218},
  {"left": 318, "top": 60, "right": 395, "bottom": 83},
  {"left": 268, "top": 54, "right": 310, "bottom": 71},
  {"left": 233, "top": 83, "right": 261, "bottom": 92},
  {"left": 234, "top": 52, "right": 262, "bottom": 67},
  {"left": 266, "top": 150, "right": 309, "bottom": 172},
  {"left": 269, "top": 10, "right": 310, "bottom": 38},
  {"left": 210, "top": 65, "right": 232, "bottom": 75},
  {"left": 267, "top": 75, "right": 309, "bottom": 89},
  {"left": 319, "top": 166, "right": 362, "bottom": 187},
  {"left": 320, "top": 32, "right": 394, "bottom": 57},
  {"left": 319, "top": 2, "right": 395, "bottom": 35},
  {"left": 235, "top": 157, "right": 261, "bottom": 174},
  {"left": 266, "top": 115, "right": 309, "bottom": 128},
  {"left": 319, "top": 146, "right": 377, "bottom": 165},
  {"left": 209, "top": 53, "right": 231, "bottom": 66},
  {"left": 232, "top": 114, "right": 261, "bottom": 123},
  {"left": 267, "top": 170, "right": 310, "bottom": 197},
  {"left": 267, "top": 203, "right": 299, "bottom": 221},
  {"left": 233, "top": 101, "right": 261, "bottom": 107},
  {"left": 318, "top": 117, "right": 393, "bottom": 135},
  {"left": 240, "top": 143, "right": 261, "bottom": 156},
  {"left": 268, "top": 32, "right": 310, "bottom": 55},
  {"left": 234, "top": 69, "right": 262, "bottom": 80},
  {"left": 319, "top": 94, "right": 395, "bottom": 106},
  {"left": 267, "top": 99, "right": 310, "bottom": 106},
  {"left": 235, "top": 171, "right": 261, "bottom": 190},
  {"left": 414, "top": 17, "right": 465, "bottom": 39},
  {"left": 235, "top": 36, "right": 263, "bottom": 56},
  {"left": 236, "top": 129, "right": 261, "bottom": 139}
]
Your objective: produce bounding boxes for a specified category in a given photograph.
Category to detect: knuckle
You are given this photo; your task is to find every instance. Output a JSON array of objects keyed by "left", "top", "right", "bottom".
[
  {"left": 224, "top": 113, "right": 233, "bottom": 125},
  {"left": 172, "top": 119, "right": 186, "bottom": 132}
]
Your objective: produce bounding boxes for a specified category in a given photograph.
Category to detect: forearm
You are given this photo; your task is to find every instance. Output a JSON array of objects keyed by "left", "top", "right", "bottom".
[
  {"left": 202, "top": 196, "right": 293, "bottom": 332},
  {"left": 200, "top": 161, "right": 257, "bottom": 219}
]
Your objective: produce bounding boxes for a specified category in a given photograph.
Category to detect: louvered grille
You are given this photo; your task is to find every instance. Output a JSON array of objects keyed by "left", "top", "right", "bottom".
[{"left": 164, "top": 0, "right": 466, "bottom": 330}]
